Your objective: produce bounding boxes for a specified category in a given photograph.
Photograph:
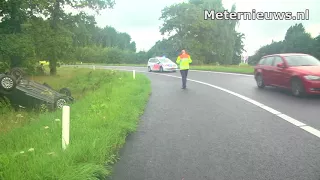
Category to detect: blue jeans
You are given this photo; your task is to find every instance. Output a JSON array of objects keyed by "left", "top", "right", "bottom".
[{"left": 180, "top": 69, "right": 189, "bottom": 88}]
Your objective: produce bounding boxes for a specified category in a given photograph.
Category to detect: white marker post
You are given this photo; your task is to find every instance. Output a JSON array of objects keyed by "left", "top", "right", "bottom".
[
  {"left": 93, "top": 65, "right": 95, "bottom": 70},
  {"left": 133, "top": 70, "right": 135, "bottom": 79},
  {"left": 62, "top": 106, "right": 70, "bottom": 150}
]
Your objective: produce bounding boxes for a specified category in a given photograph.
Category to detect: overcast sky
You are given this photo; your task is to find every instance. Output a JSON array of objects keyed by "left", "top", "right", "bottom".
[{"left": 91, "top": 0, "right": 319, "bottom": 56}]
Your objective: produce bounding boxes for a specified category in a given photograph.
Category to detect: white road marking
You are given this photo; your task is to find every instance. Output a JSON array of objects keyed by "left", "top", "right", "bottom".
[
  {"left": 259, "top": 105, "right": 282, "bottom": 115},
  {"left": 79, "top": 66, "right": 320, "bottom": 139},
  {"left": 277, "top": 114, "right": 306, "bottom": 127},
  {"left": 300, "top": 126, "right": 320, "bottom": 138}
]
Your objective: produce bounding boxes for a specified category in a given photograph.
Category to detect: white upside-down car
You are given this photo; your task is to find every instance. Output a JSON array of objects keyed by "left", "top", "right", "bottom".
[{"left": 147, "top": 57, "right": 178, "bottom": 72}]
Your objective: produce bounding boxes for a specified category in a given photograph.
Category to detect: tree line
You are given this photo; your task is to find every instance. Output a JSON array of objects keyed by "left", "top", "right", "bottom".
[
  {"left": 1, "top": 0, "right": 248, "bottom": 76},
  {"left": 146, "top": 0, "right": 246, "bottom": 65},
  {"left": 248, "top": 23, "right": 320, "bottom": 65},
  {"left": 0, "top": 0, "right": 138, "bottom": 75}
]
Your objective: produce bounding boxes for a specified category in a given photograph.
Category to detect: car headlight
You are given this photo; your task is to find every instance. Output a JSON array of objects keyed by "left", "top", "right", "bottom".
[{"left": 304, "top": 75, "right": 320, "bottom": 80}]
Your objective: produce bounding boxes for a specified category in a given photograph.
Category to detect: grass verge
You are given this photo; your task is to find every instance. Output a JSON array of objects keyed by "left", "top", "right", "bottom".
[
  {"left": 0, "top": 67, "right": 119, "bottom": 132},
  {"left": 191, "top": 65, "right": 254, "bottom": 74},
  {"left": 80, "top": 63, "right": 254, "bottom": 74},
  {"left": 0, "top": 67, "right": 151, "bottom": 179}
]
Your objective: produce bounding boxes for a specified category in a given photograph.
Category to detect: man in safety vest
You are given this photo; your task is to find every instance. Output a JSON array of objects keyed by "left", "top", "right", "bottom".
[{"left": 176, "top": 49, "right": 192, "bottom": 89}]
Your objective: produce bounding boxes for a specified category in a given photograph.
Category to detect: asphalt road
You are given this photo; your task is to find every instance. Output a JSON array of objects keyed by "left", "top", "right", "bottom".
[{"left": 92, "top": 66, "right": 320, "bottom": 180}]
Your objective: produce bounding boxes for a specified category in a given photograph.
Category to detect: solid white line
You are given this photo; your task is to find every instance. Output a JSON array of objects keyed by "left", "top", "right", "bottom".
[
  {"left": 300, "top": 126, "right": 320, "bottom": 138},
  {"left": 259, "top": 105, "right": 282, "bottom": 115},
  {"left": 277, "top": 114, "right": 306, "bottom": 127},
  {"left": 76, "top": 66, "right": 320, "bottom": 139}
]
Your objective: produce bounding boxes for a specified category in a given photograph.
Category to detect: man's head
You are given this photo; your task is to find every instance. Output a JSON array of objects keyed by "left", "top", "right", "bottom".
[{"left": 181, "top": 50, "right": 186, "bottom": 54}]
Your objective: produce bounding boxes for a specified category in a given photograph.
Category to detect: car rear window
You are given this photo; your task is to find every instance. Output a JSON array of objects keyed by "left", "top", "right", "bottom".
[{"left": 285, "top": 55, "right": 320, "bottom": 66}]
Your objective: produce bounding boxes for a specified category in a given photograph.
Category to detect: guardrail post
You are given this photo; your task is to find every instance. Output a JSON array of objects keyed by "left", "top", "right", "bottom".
[{"left": 62, "top": 106, "right": 70, "bottom": 150}]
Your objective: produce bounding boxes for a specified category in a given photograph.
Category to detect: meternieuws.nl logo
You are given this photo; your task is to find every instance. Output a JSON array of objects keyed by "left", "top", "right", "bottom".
[{"left": 204, "top": 9, "right": 309, "bottom": 20}]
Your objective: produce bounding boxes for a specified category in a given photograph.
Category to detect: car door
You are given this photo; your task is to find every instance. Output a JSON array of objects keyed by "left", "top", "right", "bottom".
[
  {"left": 261, "top": 56, "right": 275, "bottom": 85},
  {"left": 150, "top": 58, "right": 157, "bottom": 71},
  {"left": 153, "top": 58, "right": 161, "bottom": 71},
  {"left": 272, "top": 56, "right": 291, "bottom": 88}
]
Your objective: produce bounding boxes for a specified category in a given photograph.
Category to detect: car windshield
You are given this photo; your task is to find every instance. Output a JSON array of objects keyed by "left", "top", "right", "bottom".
[
  {"left": 159, "top": 58, "right": 172, "bottom": 63},
  {"left": 285, "top": 55, "right": 320, "bottom": 66}
]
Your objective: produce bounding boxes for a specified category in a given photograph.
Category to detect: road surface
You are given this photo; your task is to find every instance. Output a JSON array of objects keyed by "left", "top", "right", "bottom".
[{"left": 84, "top": 66, "right": 320, "bottom": 180}]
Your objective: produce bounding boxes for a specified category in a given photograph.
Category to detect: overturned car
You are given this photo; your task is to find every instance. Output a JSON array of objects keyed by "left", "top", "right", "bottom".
[{"left": 0, "top": 68, "right": 74, "bottom": 111}]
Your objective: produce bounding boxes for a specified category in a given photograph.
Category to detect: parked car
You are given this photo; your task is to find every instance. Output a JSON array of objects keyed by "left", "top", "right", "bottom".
[
  {"left": 0, "top": 68, "right": 74, "bottom": 111},
  {"left": 254, "top": 53, "right": 320, "bottom": 97},
  {"left": 147, "top": 57, "right": 178, "bottom": 72}
]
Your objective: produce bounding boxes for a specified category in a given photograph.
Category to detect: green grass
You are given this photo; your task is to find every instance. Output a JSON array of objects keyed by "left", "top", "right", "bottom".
[
  {"left": 0, "top": 67, "right": 151, "bottom": 179},
  {"left": 190, "top": 64, "right": 254, "bottom": 74},
  {"left": 77, "top": 62, "right": 254, "bottom": 74},
  {"left": 0, "top": 67, "right": 113, "bottom": 132},
  {"left": 78, "top": 63, "right": 146, "bottom": 67}
]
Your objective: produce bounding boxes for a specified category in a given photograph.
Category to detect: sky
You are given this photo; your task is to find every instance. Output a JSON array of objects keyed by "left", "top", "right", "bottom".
[{"left": 90, "top": 0, "right": 319, "bottom": 56}]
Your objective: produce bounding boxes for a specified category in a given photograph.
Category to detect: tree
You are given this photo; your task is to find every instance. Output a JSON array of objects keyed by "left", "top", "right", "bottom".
[
  {"left": 248, "top": 23, "right": 320, "bottom": 65},
  {"left": 283, "top": 23, "right": 314, "bottom": 54},
  {"left": 98, "top": 26, "right": 117, "bottom": 47},
  {"left": 0, "top": 0, "right": 39, "bottom": 68},
  {"left": 156, "top": 0, "right": 242, "bottom": 65},
  {"left": 313, "top": 35, "right": 320, "bottom": 59},
  {"left": 232, "top": 32, "right": 245, "bottom": 64},
  {"left": 0, "top": 0, "right": 145, "bottom": 73},
  {"left": 42, "top": 0, "right": 116, "bottom": 75},
  {"left": 147, "top": 39, "right": 179, "bottom": 60}
]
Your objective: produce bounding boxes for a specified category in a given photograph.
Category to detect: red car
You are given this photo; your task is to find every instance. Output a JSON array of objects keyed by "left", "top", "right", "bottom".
[{"left": 254, "top": 53, "right": 320, "bottom": 97}]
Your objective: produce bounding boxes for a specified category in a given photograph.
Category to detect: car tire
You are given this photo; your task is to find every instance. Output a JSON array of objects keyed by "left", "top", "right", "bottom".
[
  {"left": 255, "top": 74, "right": 265, "bottom": 88},
  {"left": 0, "top": 75, "right": 17, "bottom": 92},
  {"left": 9, "top": 67, "right": 24, "bottom": 82},
  {"left": 291, "top": 78, "right": 305, "bottom": 97},
  {"left": 59, "top": 88, "right": 72, "bottom": 97},
  {"left": 55, "top": 97, "right": 68, "bottom": 109},
  {"left": 148, "top": 66, "right": 152, "bottom": 72}
]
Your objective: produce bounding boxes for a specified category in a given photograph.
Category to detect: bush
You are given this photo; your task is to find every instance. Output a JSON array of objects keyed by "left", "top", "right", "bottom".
[
  {"left": 70, "top": 46, "right": 141, "bottom": 64},
  {"left": 104, "top": 47, "right": 125, "bottom": 64}
]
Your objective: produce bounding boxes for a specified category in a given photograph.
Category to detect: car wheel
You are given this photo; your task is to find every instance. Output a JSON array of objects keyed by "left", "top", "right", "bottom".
[
  {"left": 9, "top": 67, "right": 24, "bottom": 80},
  {"left": 59, "top": 88, "right": 72, "bottom": 97},
  {"left": 291, "top": 78, "right": 305, "bottom": 97},
  {"left": 148, "top": 66, "right": 152, "bottom": 72},
  {"left": 55, "top": 97, "right": 68, "bottom": 109},
  {"left": 0, "top": 75, "right": 17, "bottom": 91},
  {"left": 160, "top": 66, "right": 163, "bottom": 72},
  {"left": 255, "top": 74, "right": 265, "bottom": 88}
]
